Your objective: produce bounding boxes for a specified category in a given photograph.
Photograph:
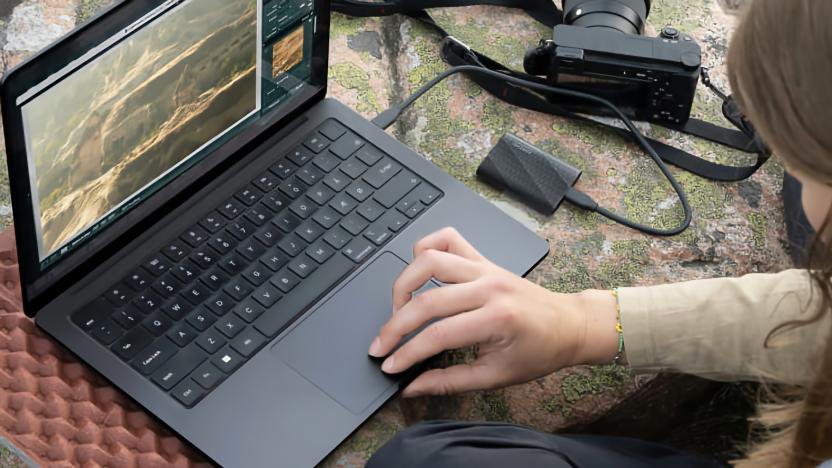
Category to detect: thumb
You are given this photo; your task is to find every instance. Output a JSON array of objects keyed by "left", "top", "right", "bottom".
[{"left": 402, "top": 363, "right": 502, "bottom": 397}]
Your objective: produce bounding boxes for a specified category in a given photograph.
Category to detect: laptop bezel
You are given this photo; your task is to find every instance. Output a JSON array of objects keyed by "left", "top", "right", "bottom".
[{"left": 0, "top": 0, "right": 331, "bottom": 317}]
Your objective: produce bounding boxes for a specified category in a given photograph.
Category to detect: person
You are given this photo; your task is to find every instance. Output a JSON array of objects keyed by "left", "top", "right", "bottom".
[{"left": 365, "top": 0, "right": 832, "bottom": 466}]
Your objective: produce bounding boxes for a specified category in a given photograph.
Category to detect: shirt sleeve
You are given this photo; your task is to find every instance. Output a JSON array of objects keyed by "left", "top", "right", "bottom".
[{"left": 617, "top": 269, "right": 830, "bottom": 385}]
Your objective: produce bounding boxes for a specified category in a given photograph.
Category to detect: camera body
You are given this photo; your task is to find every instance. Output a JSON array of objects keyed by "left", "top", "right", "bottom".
[{"left": 524, "top": 16, "right": 702, "bottom": 125}]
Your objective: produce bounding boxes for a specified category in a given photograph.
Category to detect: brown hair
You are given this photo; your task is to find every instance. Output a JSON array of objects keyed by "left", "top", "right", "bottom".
[{"left": 727, "top": 0, "right": 832, "bottom": 466}]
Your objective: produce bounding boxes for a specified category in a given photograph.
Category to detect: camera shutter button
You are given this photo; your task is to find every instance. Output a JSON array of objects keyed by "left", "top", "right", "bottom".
[
  {"left": 681, "top": 51, "right": 701, "bottom": 69},
  {"left": 660, "top": 26, "right": 680, "bottom": 40}
]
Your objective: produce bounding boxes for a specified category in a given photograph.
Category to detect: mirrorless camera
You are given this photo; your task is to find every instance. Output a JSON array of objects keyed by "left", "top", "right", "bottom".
[{"left": 523, "top": 0, "right": 702, "bottom": 125}]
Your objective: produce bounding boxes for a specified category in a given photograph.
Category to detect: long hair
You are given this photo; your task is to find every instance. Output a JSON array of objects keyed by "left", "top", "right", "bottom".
[{"left": 727, "top": 0, "right": 832, "bottom": 465}]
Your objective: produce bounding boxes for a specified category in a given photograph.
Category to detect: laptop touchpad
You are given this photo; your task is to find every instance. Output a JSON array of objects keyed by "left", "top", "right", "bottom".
[{"left": 273, "top": 252, "right": 428, "bottom": 414}]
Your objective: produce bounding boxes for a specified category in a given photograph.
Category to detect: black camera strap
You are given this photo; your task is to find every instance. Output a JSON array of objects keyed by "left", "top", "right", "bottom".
[{"left": 332, "top": 0, "right": 771, "bottom": 182}]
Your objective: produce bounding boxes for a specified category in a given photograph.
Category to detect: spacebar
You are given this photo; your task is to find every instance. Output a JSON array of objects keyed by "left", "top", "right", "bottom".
[{"left": 253, "top": 255, "right": 355, "bottom": 338}]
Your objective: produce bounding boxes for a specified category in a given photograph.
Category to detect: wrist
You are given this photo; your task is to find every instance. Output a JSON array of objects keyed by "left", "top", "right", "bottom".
[{"left": 573, "top": 289, "right": 621, "bottom": 365}]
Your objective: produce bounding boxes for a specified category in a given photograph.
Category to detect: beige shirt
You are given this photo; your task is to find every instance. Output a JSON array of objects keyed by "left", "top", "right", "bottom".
[{"left": 618, "top": 269, "right": 830, "bottom": 386}]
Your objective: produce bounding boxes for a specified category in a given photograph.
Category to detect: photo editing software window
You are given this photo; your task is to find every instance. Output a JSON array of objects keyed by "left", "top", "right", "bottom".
[{"left": 17, "top": 0, "right": 316, "bottom": 268}]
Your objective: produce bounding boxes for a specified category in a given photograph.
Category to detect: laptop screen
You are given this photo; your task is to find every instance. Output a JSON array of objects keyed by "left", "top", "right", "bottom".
[{"left": 17, "top": 0, "right": 316, "bottom": 268}]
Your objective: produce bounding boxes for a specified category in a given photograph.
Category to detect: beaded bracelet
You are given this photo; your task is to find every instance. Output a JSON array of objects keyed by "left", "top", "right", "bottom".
[{"left": 611, "top": 289, "right": 625, "bottom": 365}]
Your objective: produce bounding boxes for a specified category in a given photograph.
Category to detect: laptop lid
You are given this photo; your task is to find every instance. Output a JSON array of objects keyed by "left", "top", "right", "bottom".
[{"left": 0, "top": 0, "right": 331, "bottom": 317}]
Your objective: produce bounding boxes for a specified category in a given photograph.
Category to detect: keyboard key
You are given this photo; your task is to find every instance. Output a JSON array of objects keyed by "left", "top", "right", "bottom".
[
  {"left": 196, "top": 329, "right": 226, "bottom": 354},
  {"left": 304, "top": 132, "right": 330, "bottom": 153},
  {"left": 218, "top": 198, "right": 244, "bottom": 220},
  {"left": 167, "top": 323, "right": 198, "bottom": 347},
  {"left": 402, "top": 200, "right": 425, "bottom": 218},
  {"left": 413, "top": 184, "right": 442, "bottom": 205},
  {"left": 380, "top": 210, "right": 409, "bottom": 232},
  {"left": 323, "top": 170, "right": 350, "bottom": 192},
  {"left": 131, "top": 336, "right": 177, "bottom": 375},
  {"left": 356, "top": 145, "right": 384, "bottom": 166},
  {"left": 271, "top": 269, "right": 301, "bottom": 293},
  {"left": 253, "top": 171, "right": 280, "bottom": 193},
  {"left": 209, "top": 234, "right": 234, "bottom": 255},
  {"left": 273, "top": 211, "right": 302, "bottom": 233},
  {"left": 125, "top": 269, "right": 151, "bottom": 292},
  {"left": 205, "top": 292, "right": 235, "bottom": 316},
  {"left": 171, "top": 379, "right": 205, "bottom": 408},
  {"left": 162, "top": 240, "right": 190, "bottom": 262},
  {"left": 297, "top": 165, "right": 324, "bottom": 186},
  {"left": 330, "top": 193, "right": 357, "bottom": 216},
  {"left": 218, "top": 253, "right": 247, "bottom": 275},
  {"left": 340, "top": 213, "right": 369, "bottom": 236},
  {"left": 297, "top": 220, "right": 324, "bottom": 243},
  {"left": 162, "top": 299, "right": 193, "bottom": 321},
  {"left": 200, "top": 212, "right": 228, "bottom": 234},
  {"left": 318, "top": 119, "right": 347, "bottom": 141},
  {"left": 242, "top": 263, "right": 269, "bottom": 287},
  {"left": 237, "top": 238, "right": 267, "bottom": 261},
  {"left": 112, "top": 306, "right": 142, "bottom": 329},
  {"left": 92, "top": 319, "right": 122, "bottom": 345},
  {"left": 252, "top": 283, "right": 282, "bottom": 307},
  {"left": 307, "top": 242, "right": 335, "bottom": 264},
  {"left": 230, "top": 328, "right": 267, "bottom": 358},
  {"left": 260, "top": 249, "right": 290, "bottom": 272},
  {"left": 323, "top": 227, "right": 351, "bottom": 249},
  {"left": 192, "top": 362, "right": 224, "bottom": 390},
  {"left": 191, "top": 247, "right": 219, "bottom": 270},
  {"left": 262, "top": 191, "right": 291, "bottom": 213},
  {"left": 152, "top": 274, "right": 182, "bottom": 298},
  {"left": 171, "top": 261, "right": 200, "bottom": 283},
  {"left": 312, "top": 206, "right": 340, "bottom": 229},
  {"left": 269, "top": 159, "right": 298, "bottom": 179},
  {"left": 181, "top": 225, "right": 209, "bottom": 248},
  {"left": 103, "top": 285, "right": 131, "bottom": 307},
  {"left": 244, "top": 206, "right": 271, "bottom": 226},
  {"left": 395, "top": 195, "right": 421, "bottom": 214},
  {"left": 363, "top": 158, "right": 402, "bottom": 189},
  {"left": 343, "top": 238, "right": 375, "bottom": 263},
  {"left": 307, "top": 184, "right": 335, "bottom": 206},
  {"left": 212, "top": 346, "right": 245, "bottom": 374},
  {"left": 364, "top": 223, "right": 393, "bottom": 246},
  {"left": 278, "top": 235, "right": 307, "bottom": 257},
  {"left": 152, "top": 344, "right": 207, "bottom": 391},
  {"left": 200, "top": 268, "right": 229, "bottom": 290},
  {"left": 255, "top": 225, "right": 282, "bottom": 247},
  {"left": 289, "top": 197, "right": 317, "bottom": 219},
  {"left": 312, "top": 152, "right": 340, "bottom": 173},
  {"left": 112, "top": 328, "right": 152, "bottom": 360},
  {"left": 288, "top": 255, "right": 318, "bottom": 278},
  {"left": 357, "top": 200, "right": 385, "bottom": 222},
  {"left": 228, "top": 219, "right": 256, "bottom": 241},
  {"left": 330, "top": 132, "right": 365, "bottom": 159},
  {"left": 346, "top": 180, "right": 373, "bottom": 202},
  {"left": 234, "top": 299, "right": 265, "bottom": 323},
  {"left": 235, "top": 185, "right": 263, "bottom": 207},
  {"left": 142, "top": 311, "right": 173, "bottom": 336},
  {"left": 340, "top": 156, "right": 368, "bottom": 179},
  {"left": 225, "top": 280, "right": 253, "bottom": 301},
  {"left": 186, "top": 308, "right": 216, "bottom": 331},
  {"left": 287, "top": 147, "right": 315, "bottom": 166},
  {"left": 373, "top": 170, "right": 421, "bottom": 208},
  {"left": 75, "top": 298, "right": 114, "bottom": 330},
  {"left": 134, "top": 291, "right": 163, "bottom": 314},
  {"left": 143, "top": 256, "right": 171, "bottom": 277},
  {"left": 254, "top": 255, "right": 354, "bottom": 337}
]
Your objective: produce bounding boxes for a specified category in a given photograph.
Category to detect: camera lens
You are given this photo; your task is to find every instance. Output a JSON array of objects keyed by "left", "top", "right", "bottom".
[{"left": 563, "top": 0, "right": 650, "bottom": 35}]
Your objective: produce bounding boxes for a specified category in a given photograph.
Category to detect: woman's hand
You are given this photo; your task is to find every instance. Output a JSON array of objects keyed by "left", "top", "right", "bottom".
[{"left": 368, "top": 227, "right": 620, "bottom": 397}]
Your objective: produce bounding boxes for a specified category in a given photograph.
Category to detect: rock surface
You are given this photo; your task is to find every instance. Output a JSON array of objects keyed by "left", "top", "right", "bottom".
[{"left": 0, "top": 1, "right": 790, "bottom": 467}]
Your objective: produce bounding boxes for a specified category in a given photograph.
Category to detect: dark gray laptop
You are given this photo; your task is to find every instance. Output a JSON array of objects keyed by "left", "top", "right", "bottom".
[{"left": 0, "top": 0, "right": 548, "bottom": 465}]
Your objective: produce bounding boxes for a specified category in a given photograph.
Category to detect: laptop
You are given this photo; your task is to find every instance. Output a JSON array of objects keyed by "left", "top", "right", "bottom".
[{"left": 0, "top": 0, "right": 548, "bottom": 465}]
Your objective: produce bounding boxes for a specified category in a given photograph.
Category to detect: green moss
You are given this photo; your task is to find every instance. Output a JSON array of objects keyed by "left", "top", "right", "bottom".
[
  {"left": 648, "top": 0, "right": 709, "bottom": 36},
  {"left": 481, "top": 99, "right": 515, "bottom": 134},
  {"left": 620, "top": 159, "right": 681, "bottom": 231},
  {"left": 538, "top": 138, "right": 595, "bottom": 177},
  {"left": 560, "top": 365, "right": 631, "bottom": 404},
  {"left": 479, "top": 391, "right": 513, "bottom": 422},
  {"left": 748, "top": 211, "right": 767, "bottom": 248},
  {"left": 595, "top": 260, "right": 645, "bottom": 289},
  {"left": 612, "top": 239, "right": 650, "bottom": 259},
  {"left": 676, "top": 172, "right": 729, "bottom": 220},
  {"left": 76, "top": 0, "right": 112, "bottom": 22},
  {"left": 542, "top": 395, "right": 573, "bottom": 418},
  {"left": 328, "top": 62, "right": 382, "bottom": 114},
  {"left": 547, "top": 252, "right": 593, "bottom": 293},
  {"left": 330, "top": 12, "right": 367, "bottom": 38}
]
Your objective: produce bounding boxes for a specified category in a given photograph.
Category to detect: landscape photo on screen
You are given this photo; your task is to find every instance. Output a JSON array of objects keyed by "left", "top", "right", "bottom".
[
  {"left": 271, "top": 25, "right": 304, "bottom": 78},
  {"left": 22, "top": 0, "right": 258, "bottom": 257}
]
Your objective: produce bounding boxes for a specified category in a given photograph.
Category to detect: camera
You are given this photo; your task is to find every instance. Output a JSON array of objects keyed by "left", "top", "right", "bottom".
[{"left": 524, "top": 0, "right": 702, "bottom": 125}]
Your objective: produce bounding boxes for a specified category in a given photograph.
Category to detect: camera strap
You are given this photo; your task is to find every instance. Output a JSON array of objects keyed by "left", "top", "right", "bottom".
[{"left": 332, "top": 0, "right": 770, "bottom": 182}]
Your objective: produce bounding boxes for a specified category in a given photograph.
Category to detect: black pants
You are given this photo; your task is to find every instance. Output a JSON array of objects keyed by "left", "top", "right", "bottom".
[{"left": 367, "top": 420, "right": 723, "bottom": 468}]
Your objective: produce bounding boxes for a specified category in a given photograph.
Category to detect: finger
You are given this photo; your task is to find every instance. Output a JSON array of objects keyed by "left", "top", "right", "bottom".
[
  {"left": 402, "top": 363, "right": 502, "bottom": 397},
  {"left": 371, "top": 281, "right": 488, "bottom": 357},
  {"left": 392, "top": 250, "right": 481, "bottom": 312},
  {"left": 413, "top": 227, "right": 484, "bottom": 261},
  {"left": 381, "top": 308, "right": 494, "bottom": 374}
]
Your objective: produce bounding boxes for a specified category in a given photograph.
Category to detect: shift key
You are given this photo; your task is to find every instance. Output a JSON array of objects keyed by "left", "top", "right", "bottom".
[{"left": 131, "top": 336, "right": 177, "bottom": 375}]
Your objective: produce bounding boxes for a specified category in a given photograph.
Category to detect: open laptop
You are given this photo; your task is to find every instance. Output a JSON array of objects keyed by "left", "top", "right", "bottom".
[{"left": 0, "top": 0, "right": 548, "bottom": 465}]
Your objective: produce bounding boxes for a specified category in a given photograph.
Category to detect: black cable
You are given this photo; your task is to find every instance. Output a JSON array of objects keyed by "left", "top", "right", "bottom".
[{"left": 371, "top": 64, "right": 692, "bottom": 236}]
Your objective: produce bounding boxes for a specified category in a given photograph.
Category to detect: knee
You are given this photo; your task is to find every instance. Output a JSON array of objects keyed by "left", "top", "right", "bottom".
[{"left": 366, "top": 421, "right": 455, "bottom": 468}]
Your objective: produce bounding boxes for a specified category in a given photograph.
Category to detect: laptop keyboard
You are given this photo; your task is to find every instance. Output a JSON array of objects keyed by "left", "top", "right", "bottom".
[{"left": 70, "top": 119, "right": 442, "bottom": 408}]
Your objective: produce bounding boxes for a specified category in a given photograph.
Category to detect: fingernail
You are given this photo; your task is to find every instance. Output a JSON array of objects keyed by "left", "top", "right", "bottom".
[
  {"left": 368, "top": 337, "right": 382, "bottom": 357},
  {"left": 381, "top": 355, "right": 396, "bottom": 373}
]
